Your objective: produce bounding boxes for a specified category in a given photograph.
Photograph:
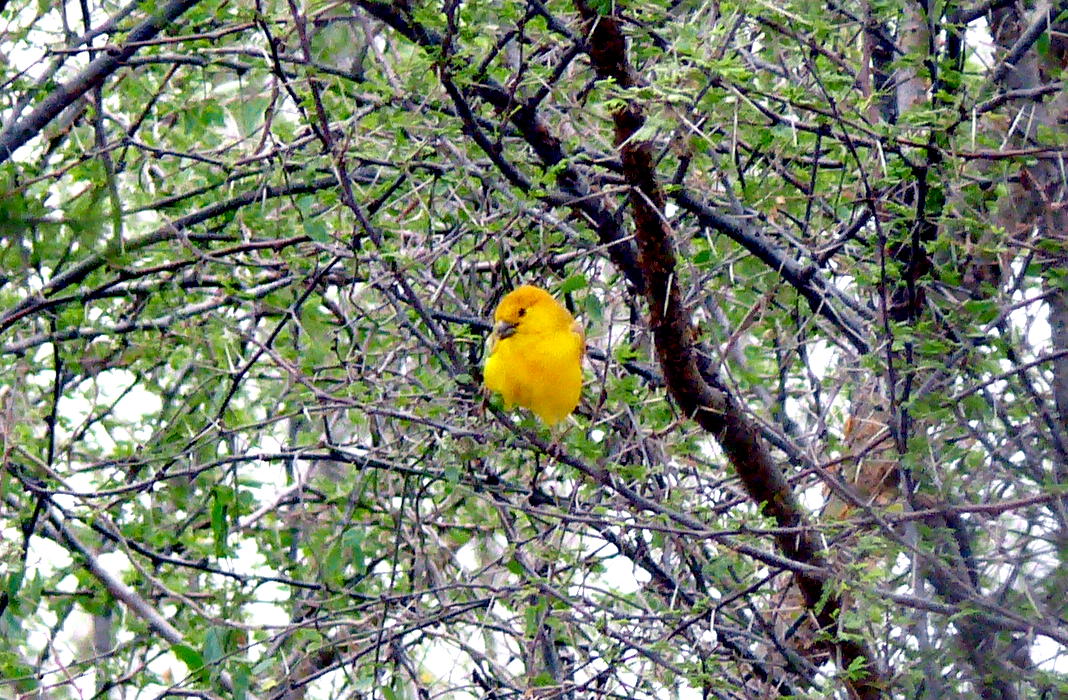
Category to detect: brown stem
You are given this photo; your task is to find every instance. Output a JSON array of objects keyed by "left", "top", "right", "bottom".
[{"left": 572, "top": 4, "right": 888, "bottom": 697}]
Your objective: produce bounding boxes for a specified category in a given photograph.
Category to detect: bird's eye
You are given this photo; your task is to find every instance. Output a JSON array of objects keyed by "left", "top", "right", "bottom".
[{"left": 517, "top": 308, "right": 526, "bottom": 318}]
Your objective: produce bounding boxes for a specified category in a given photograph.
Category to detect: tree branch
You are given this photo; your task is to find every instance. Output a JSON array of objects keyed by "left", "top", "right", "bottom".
[{"left": 571, "top": 4, "right": 887, "bottom": 697}]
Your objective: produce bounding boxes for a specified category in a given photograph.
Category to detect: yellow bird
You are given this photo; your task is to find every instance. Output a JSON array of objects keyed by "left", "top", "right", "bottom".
[{"left": 483, "top": 285, "right": 585, "bottom": 426}]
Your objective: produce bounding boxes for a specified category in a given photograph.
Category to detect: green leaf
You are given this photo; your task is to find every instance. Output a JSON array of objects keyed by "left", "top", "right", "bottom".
[
  {"left": 343, "top": 528, "right": 366, "bottom": 572},
  {"left": 531, "top": 671, "right": 556, "bottom": 687},
  {"left": 1037, "top": 31, "right": 1051, "bottom": 58},
  {"left": 962, "top": 298, "right": 999, "bottom": 324},
  {"left": 5, "top": 570, "right": 24, "bottom": 603},
  {"left": 231, "top": 664, "right": 250, "bottom": 700},
  {"left": 323, "top": 541, "right": 344, "bottom": 583},
  {"left": 559, "top": 274, "right": 587, "bottom": 294},
  {"left": 211, "top": 488, "right": 232, "bottom": 559},
  {"left": 173, "top": 643, "right": 205, "bottom": 673},
  {"left": 204, "top": 626, "right": 225, "bottom": 667},
  {"left": 251, "top": 658, "right": 274, "bottom": 676},
  {"left": 303, "top": 218, "right": 329, "bottom": 243}
]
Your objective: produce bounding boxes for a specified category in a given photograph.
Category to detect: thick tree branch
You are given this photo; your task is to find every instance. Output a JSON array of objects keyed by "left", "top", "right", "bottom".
[{"left": 572, "top": 4, "right": 886, "bottom": 697}]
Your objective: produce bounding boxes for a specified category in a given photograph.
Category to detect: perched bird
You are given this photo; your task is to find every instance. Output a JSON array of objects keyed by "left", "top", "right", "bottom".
[{"left": 483, "top": 285, "right": 585, "bottom": 425}]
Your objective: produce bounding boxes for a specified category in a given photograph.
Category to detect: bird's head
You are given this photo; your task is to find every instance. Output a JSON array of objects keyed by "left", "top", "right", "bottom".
[{"left": 491, "top": 285, "right": 571, "bottom": 340}]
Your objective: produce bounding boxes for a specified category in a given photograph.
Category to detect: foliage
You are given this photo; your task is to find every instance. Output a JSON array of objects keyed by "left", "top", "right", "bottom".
[{"left": 0, "top": 0, "right": 1066, "bottom": 697}]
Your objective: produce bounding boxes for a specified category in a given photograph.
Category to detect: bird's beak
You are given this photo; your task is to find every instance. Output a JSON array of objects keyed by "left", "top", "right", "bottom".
[{"left": 493, "top": 320, "right": 518, "bottom": 339}]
